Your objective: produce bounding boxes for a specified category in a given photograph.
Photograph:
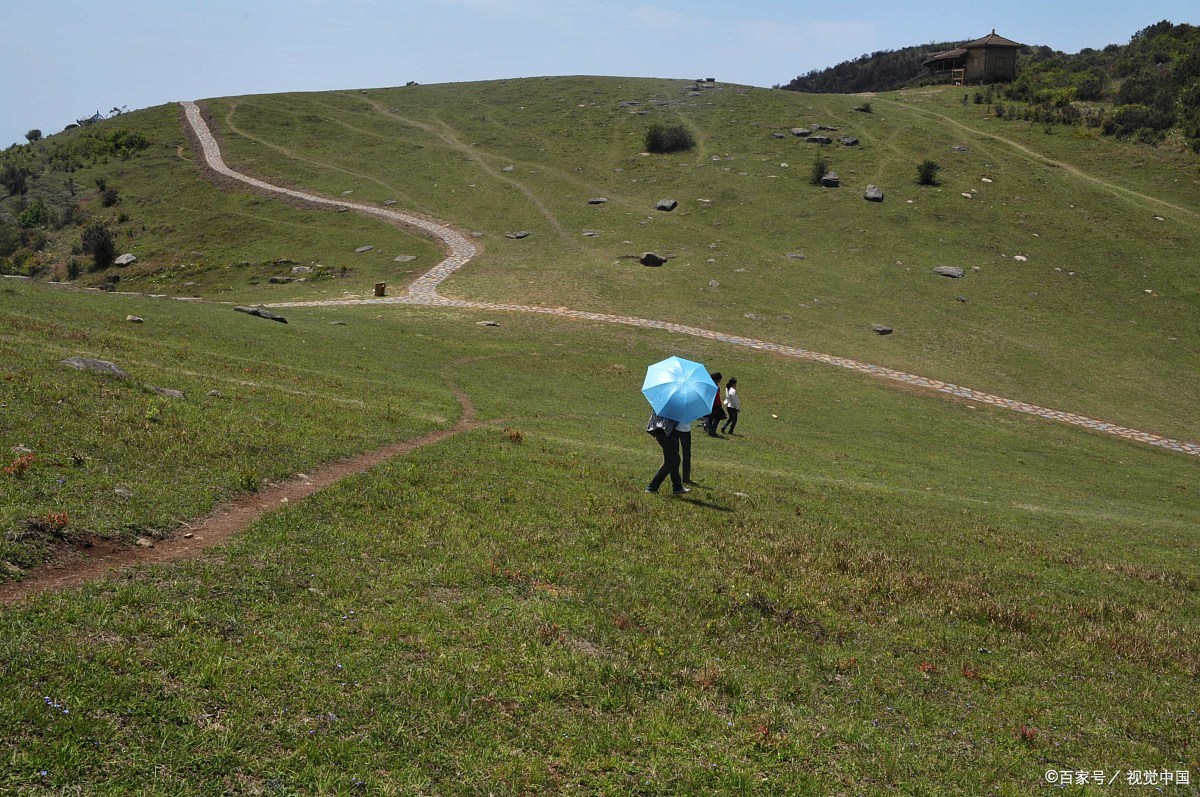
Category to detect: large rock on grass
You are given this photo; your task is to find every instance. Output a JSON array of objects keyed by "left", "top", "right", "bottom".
[
  {"left": 820, "top": 172, "right": 840, "bottom": 188},
  {"left": 864, "top": 185, "right": 884, "bottom": 202},
  {"left": 655, "top": 199, "right": 678, "bottom": 212},
  {"left": 934, "top": 266, "right": 965, "bottom": 279},
  {"left": 640, "top": 252, "right": 667, "bottom": 267},
  {"left": 235, "top": 306, "right": 288, "bottom": 323},
  {"left": 113, "top": 254, "right": 137, "bottom": 266},
  {"left": 61, "top": 357, "right": 129, "bottom": 379}
]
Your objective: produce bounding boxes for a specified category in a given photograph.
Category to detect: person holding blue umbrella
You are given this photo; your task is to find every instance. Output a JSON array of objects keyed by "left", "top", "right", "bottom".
[{"left": 642, "top": 356, "right": 718, "bottom": 494}]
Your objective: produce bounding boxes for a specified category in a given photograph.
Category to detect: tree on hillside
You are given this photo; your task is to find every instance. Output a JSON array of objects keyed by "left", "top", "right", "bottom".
[
  {"left": 1, "top": 162, "right": 30, "bottom": 196},
  {"left": 81, "top": 222, "right": 116, "bottom": 270},
  {"left": 25, "top": 130, "right": 42, "bottom": 143}
]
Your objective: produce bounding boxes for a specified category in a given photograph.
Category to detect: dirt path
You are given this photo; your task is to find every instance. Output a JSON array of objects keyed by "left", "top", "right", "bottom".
[
  {"left": 0, "top": 388, "right": 487, "bottom": 604},
  {"left": 898, "top": 102, "right": 1200, "bottom": 224},
  {"left": 176, "top": 100, "right": 1200, "bottom": 459}
]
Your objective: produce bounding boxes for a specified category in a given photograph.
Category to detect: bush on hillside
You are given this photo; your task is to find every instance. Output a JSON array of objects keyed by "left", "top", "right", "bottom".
[
  {"left": 81, "top": 222, "right": 116, "bottom": 270},
  {"left": 809, "top": 156, "right": 830, "bottom": 186},
  {"left": 25, "top": 130, "right": 42, "bottom": 143},
  {"left": 17, "top": 199, "right": 49, "bottom": 228},
  {"left": 644, "top": 124, "right": 695, "bottom": 154},
  {"left": 917, "top": 159, "right": 940, "bottom": 186}
]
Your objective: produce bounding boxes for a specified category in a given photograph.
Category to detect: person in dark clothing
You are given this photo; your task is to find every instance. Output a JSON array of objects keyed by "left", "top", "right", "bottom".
[
  {"left": 678, "top": 419, "right": 694, "bottom": 484},
  {"left": 703, "top": 372, "right": 724, "bottom": 436},
  {"left": 645, "top": 412, "right": 690, "bottom": 494}
]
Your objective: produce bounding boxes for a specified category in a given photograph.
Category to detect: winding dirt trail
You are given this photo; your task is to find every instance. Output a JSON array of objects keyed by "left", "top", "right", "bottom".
[
  {"left": 0, "top": 388, "right": 486, "bottom": 604},
  {"left": 178, "top": 100, "right": 1200, "bottom": 459}
]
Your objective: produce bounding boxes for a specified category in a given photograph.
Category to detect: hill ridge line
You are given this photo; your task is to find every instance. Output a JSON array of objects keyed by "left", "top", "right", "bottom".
[{"left": 179, "top": 101, "right": 1200, "bottom": 458}]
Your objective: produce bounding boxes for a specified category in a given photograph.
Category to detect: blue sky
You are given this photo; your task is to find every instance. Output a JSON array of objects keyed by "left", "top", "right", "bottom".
[{"left": 2, "top": 0, "right": 1196, "bottom": 147}]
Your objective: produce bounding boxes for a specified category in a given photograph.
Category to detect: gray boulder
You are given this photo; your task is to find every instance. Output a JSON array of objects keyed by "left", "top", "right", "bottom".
[
  {"left": 807, "top": 136, "right": 833, "bottom": 145},
  {"left": 505, "top": 231, "right": 531, "bottom": 239},
  {"left": 790, "top": 128, "right": 811, "bottom": 137},
  {"left": 640, "top": 252, "right": 667, "bottom": 267},
  {"left": 61, "top": 357, "right": 129, "bottom": 379},
  {"left": 588, "top": 198, "right": 608, "bottom": 205},
  {"left": 151, "top": 387, "right": 185, "bottom": 399},
  {"left": 114, "top": 254, "right": 137, "bottom": 266},
  {"left": 839, "top": 136, "right": 860, "bottom": 146},
  {"left": 872, "top": 325, "right": 893, "bottom": 335},
  {"left": 934, "top": 266, "right": 965, "bottom": 279},
  {"left": 820, "top": 172, "right": 840, "bottom": 188},
  {"left": 268, "top": 276, "right": 296, "bottom": 284},
  {"left": 234, "top": 306, "right": 288, "bottom": 323},
  {"left": 126, "top": 315, "right": 144, "bottom": 323},
  {"left": 655, "top": 199, "right": 678, "bottom": 212},
  {"left": 785, "top": 252, "right": 807, "bottom": 260},
  {"left": 354, "top": 245, "right": 373, "bottom": 253},
  {"left": 864, "top": 185, "right": 884, "bottom": 202}
]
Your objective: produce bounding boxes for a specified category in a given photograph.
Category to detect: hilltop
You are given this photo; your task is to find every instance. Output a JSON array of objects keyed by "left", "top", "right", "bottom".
[{"left": 782, "top": 20, "right": 1200, "bottom": 150}]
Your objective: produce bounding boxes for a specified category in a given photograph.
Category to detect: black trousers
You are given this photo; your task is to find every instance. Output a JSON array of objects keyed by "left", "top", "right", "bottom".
[
  {"left": 678, "top": 430, "right": 692, "bottom": 482},
  {"left": 721, "top": 408, "right": 739, "bottom": 434},
  {"left": 648, "top": 430, "right": 682, "bottom": 492}
]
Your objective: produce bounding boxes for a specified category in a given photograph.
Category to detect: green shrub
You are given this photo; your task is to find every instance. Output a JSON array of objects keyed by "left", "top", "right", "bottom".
[
  {"left": 916, "top": 159, "right": 940, "bottom": 186},
  {"left": 101, "top": 187, "right": 120, "bottom": 207},
  {"left": 644, "top": 124, "right": 695, "bottom": 153},
  {"left": 810, "top": 155, "right": 830, "bottom": 186},
  {"left": 17, "top": 199, "right": 49, "bottom": 228},
  {"left": 81, "top": 222, "right": 116, "bottom": 270},
  {"left": 853, "top": 101, "right": 873, "bottom": 113}
]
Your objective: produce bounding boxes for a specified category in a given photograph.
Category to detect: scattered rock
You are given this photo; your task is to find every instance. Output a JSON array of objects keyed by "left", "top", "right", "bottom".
[
  {"left": 354, "top": 245, "right": 374, "bottom": 253},
  {"left": 113, "top": 254, "right": 137, "bottom": 266},
  {"left": 812, "top": 124, "right": 838, "bottom": 131},
  {"left": 863, "top": 185, "right": 884, "bottom": 202},
  {"left": 640, "top": 252, "right": 667, "bottom": 267},
  {"left": 708, "top": 280, "right": 720, "bottom": 288},
  {"left": 655, "top": 199, "right": 678, "bottom": 212},
  {"left": 957, "top": 296, "right": 969, "bottom": 303},
  {"left": 206, "top": 390, "right": 224, "bottom": 397},
  {"left": 618, "top": 101, "right": 641, "bottom": 107},
  {"left": 383, "top": 199, "right": 398, "bottom": 205},
  {"left": 839, "top": 136, "right": 860, "bottom": 146},
  {"left": 268, "top": 276, "right": 296, "bottom": 284},
  {"left": 136, "top": 537, "right": 155, "bottom": 549},
  {"left": 61, "top": 357, "right": 129, "bottom": 379},
  {"left": 791, "top": 128, "right": 811, "bottom": 137},
  {"left": 505, "top": 231, "right": 531, "bottom": 239},
  {"left": 151, "top": 387, "right": 185, "bottom": 399},
  {"left": 981, "top": 177, "right": 993, "bottom": 183},
  {"left": 114, "top": 487, "right": 134, "bottom": 499},
  {"left": 961, "top": 192, "right": 974, "bottom": 199},
  {"left": 785, "top": 252, "right": 807, "bottom": 260},
  {"left": 1013, "top": 255, "right": 1028, "bottom": 262},
  {"left": 341, "top": 190, "right": 353, "bottom": 196},
  {"left": 4, "top": 562, "right": 25, "bottom": 576},
  {"left": 477, "top": 320, "right": 500, "bottom": 327},
  {"left": 952, "top": 145, "right": 968, "bottom": 152},
  {"left": 872, "top": 325, "right": 893, "bottom": 335},
  {"left": 934, "top": 266, "right": 965, "bottom": 278},
  {"left": 820, "top": 171, "right": 840, "bottom": 188},
  {"left": 582, "top": 230, "right": 600, "bottom": 237},
  {"left": 393, "top": 255, "right": 416, "bottom": 263},
  {"left": 234, "top": 306, "right": 288, "bottom": 324},
  {"left": 807, "top": 136, "right": 833, "bottom": 145},
  {"left": 291, "top": 265, "right": 313, "bottom": 273},
  {"left": 126, "top": 315, "right": 144, "bottom": 323},
  {"left": 772, "top": 132, "right": 786, "bottom": 139},
  {"left": 588, "top": 198, "right": 608, "bottom": 205},
  {"left": 501, "top": 165, "right": 514, "bottom": 173}
]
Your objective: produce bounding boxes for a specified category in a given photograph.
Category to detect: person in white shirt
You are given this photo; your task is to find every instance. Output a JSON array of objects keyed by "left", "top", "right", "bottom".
[{"left": 720, "top": 377, "right": 741, "bottom": 435}]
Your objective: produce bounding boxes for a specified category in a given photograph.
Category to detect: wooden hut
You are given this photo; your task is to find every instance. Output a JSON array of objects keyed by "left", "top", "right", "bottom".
[{"left": 924, "top": 30, "right": 1022, "bottom": 84}]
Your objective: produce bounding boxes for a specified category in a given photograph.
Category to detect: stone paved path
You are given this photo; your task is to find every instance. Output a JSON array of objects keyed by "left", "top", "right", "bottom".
[{"left": 181, "top": 101, "right": 1200, "bottom": 458}]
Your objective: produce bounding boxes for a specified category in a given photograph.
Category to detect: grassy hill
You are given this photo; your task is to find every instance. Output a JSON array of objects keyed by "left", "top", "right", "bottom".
[{"left": 1, "top": 75, "right": 1198, "bottom": 793}]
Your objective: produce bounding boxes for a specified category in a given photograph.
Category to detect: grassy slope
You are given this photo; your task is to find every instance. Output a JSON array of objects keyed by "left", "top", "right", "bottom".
[
  {"left": 2, "top": 278, "right": 1199, "bottom": 794},
  {"left": 1, "top": 76, "right": 1198, "bottom": 794},
  {"left": 201, "top": 77, "right": 1200, "bottom": 443}
]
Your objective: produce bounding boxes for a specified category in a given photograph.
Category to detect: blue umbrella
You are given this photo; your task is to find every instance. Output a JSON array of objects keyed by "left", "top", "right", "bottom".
[{"left": 642, "top": 356, "right": 718, "bottom": 423}]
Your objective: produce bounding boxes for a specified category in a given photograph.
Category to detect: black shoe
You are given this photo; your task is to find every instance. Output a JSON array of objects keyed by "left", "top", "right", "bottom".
[{"left": 645, "top": 487, "right": 658, "bottom": 493}]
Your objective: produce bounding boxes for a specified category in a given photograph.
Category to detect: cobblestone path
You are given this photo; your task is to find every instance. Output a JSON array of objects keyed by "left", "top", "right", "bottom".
[{"left": 181, "top": 101, "right": 1200, "bottom": 458}]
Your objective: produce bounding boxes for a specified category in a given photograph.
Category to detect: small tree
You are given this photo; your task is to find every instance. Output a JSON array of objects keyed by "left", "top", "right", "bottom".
[
  {"left": 101, "top": 187, "right": 120, "bottom": 207},
  {"left": 1, "top": 163, "right": 29, "bottom": 196},
  {"left": 644, "top": 124, "right": 696, "bottom": 154},
  {"left": 25, "top": 129, "right": 42, "bottom": 143},
  {"left": 917, "top": 159, "right": 941, "bottom": 186},
  {"left": 809, "top": 155, "right": 830, "bottom": 186},
  {"left": 17, "top": 199, "right": 49, "bottom": 228},
  {"left": 81, "top": 222, "right": 116, "bottom": 270}
]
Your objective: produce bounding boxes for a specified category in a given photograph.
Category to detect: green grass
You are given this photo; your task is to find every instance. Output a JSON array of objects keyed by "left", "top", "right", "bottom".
[
  {"left": 2, "top": 278, "right": 1199, "bottom": 794},
  {"left": 193, "top": 79, "right": 1200, "bottom": 443},
  {"left": 2, "top": 76, "right": 1199, "bottom": 794}
]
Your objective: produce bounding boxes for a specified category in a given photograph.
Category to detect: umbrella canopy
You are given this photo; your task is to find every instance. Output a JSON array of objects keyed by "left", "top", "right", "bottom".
[{"left": 642, "top": 356, "right": 718, "bottom": 423}]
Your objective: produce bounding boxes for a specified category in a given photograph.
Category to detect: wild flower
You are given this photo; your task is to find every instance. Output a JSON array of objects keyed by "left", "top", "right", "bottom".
[{"left": 3, "top": 453, "right": 36, "bottom": 477}]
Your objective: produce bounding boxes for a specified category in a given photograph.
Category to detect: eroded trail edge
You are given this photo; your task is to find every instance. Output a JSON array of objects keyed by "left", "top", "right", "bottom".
[
  {"left": 0, "top": 388, "right": 486, "bottom": 604},
  {"left": 179, "top": 101, "right": 1200, "bottom": 458}
]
